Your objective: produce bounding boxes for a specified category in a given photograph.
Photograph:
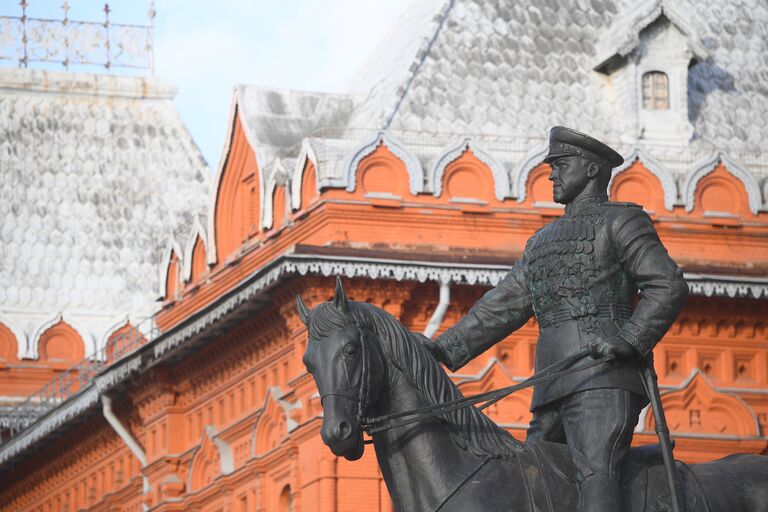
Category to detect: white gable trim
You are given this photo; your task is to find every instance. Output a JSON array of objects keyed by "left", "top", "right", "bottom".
[
  {"left": 511, "top": 142, "right": 549, "bottom": 202},
  {"left": 158, "top": 237, "right": 184, "bottom": 299},
  {"left": 429, "top": 138, "right": 510, "bottom": 200},
  {"left": 262, "top": 160, "right": 291, "bottom": 230},
  {"left": 342, "top": 131, "right": 424, "bottom": 195},
  {"left": 290, "top": 139, "right": 320, "bottom": 211},
  {"left": 609, "top": 146, "right": 677, "bottom": 211},
  {"left": 207, "top": 88, "right": 265, "bottom": 266},
  {"left": 683, "top": 153, "right": 762, "bottom": 214},
  {"left": 182, "top": 218, "right": 209, "bottom": 283}
]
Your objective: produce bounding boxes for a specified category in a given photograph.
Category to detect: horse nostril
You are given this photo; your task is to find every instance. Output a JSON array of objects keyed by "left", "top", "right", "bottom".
[{"left": 337, "top": 420, "right": 352, "bottom": 440}]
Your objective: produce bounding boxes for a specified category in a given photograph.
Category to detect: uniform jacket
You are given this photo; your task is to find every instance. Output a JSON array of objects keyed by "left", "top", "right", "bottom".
[{"left": 436, "top": 194, "right": 688, "bottom": 410}]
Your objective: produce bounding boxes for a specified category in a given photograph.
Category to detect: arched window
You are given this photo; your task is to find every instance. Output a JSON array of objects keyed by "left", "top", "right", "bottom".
[
  {"left": 279, "top": 485, "right": 293, "bottom": 511},
  {"left": 642, "top": 71, "right": 669, "bottom": 110}
]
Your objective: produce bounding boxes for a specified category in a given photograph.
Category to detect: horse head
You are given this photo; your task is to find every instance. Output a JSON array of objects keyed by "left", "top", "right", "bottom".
[{"left": 297, "top": 277, "right": 386, "bottom": 461}]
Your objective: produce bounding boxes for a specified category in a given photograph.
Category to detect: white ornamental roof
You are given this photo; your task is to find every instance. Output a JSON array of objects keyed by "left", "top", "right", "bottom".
[
  {"left": 0, "top": 68, "right": 210, "bottom": 357},
  {"left": 233, "top": 0, "right": 768, "bottom": 208}
]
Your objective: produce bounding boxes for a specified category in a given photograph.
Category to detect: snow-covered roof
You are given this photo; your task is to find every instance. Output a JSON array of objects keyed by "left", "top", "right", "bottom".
[
  {"left": 233, "top": 0, "right": 768, "bottom": 206},
  {"left": 0, "top": 67, "right": 210, "bottom": 356}
]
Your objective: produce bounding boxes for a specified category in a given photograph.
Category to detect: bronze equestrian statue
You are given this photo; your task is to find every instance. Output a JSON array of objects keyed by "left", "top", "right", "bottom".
[
  {"left": 297, "top": 280, "right": 768, "bottom": 511},
  {"left": 421, "top": 126, "right": 689, "bottom": 511}
]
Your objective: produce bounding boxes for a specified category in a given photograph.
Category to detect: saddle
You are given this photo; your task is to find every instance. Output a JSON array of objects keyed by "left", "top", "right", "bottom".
[{"left": 522, "top": 440, "right": 712, "bottom": 512}]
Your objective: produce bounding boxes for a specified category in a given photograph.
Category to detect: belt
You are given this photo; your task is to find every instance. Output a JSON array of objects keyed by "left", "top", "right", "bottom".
[{"left": 537, "top": 303, "right": 633, "bottom": 329}]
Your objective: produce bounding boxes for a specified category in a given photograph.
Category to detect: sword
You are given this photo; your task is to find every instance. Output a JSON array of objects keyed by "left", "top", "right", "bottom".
[{"left": 640, "top": 360, "right": 684, "bottom": 512}]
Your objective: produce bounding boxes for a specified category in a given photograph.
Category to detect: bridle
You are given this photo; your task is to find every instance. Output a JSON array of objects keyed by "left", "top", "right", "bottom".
[{"left": 318, "top": 320, "right": 383, "bottom": 435}]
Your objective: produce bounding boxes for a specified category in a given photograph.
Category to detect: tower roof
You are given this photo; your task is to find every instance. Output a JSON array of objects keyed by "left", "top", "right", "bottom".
[{"left": 0, "top": 68, "right": 210, "bottom": 354}]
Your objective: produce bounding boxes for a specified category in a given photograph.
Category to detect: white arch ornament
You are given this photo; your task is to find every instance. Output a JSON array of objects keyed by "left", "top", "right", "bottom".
[
  {"left": 609, "top": 146, "right": 677, "bottom": 211},
  {"left": 683, "top": 153, "right": 762, "bottom": 215},
  {"left": 29, "top": 312, "right": 94, "bottom": 360},
  {"left": 342, "top": 131, "right": 425, "bottom": 195},
  {"left": 0, "top": 313, "right": 29, "bottom": 360},
  {"left": 429, "top": 138, "right": 510, "bottom": 200},
  {"left": 512, "top": 142, "right": 549, "bottom": 202}
]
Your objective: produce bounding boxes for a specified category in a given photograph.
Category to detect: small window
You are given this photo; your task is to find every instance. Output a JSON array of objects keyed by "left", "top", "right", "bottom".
[
  {"left": 279, "top": 485, "right": 293, "bottom": 511},
  {"left": 642, "top": 71, "right": 669, "bottom": 110}
]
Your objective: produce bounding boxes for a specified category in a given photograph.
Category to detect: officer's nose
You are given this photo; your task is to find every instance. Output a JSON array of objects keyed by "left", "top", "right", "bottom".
[{"left": 548, "top": 168, "right": 557, "bottom": 182}]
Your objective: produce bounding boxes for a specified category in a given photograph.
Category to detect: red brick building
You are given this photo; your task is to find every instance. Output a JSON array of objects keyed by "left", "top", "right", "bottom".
[{"left": 1, "top": 1, "right": 767, "bottom": 510}]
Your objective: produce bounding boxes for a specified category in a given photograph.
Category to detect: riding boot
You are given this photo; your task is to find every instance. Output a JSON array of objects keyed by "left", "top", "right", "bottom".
[{"left": 578, "top": 474, "right": 621, "bottom": 512}]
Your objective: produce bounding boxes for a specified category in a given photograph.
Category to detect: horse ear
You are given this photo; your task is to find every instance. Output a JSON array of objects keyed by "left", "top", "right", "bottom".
[
  {"left": 333, "top": 276, "right": 349, "bottom": 313},
  {"left": 295, "top": 295, "right": 310, "bottom": 326}
]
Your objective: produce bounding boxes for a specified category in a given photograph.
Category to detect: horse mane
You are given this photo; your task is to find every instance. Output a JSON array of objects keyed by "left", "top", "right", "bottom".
[{"left": 307, "top": 300, "right": 522, "bottom": 459}]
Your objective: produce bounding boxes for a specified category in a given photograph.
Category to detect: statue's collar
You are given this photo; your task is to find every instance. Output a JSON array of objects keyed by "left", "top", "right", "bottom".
[{"left": 565, "top": 194, "right": 608, "bottom": 216}]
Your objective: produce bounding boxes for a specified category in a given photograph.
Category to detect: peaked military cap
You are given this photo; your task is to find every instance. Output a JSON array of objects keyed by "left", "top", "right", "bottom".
[{"left": 544, "top": 126, "right": 624, "bottom": 168}]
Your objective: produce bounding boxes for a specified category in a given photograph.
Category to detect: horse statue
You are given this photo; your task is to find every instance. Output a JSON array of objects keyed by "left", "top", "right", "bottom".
[{"left": 297, "top": 278, "right": 768, "bottom": 512}]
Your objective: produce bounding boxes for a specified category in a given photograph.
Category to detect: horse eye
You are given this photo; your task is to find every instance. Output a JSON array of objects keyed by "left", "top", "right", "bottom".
[{"left": 343, "top": 344, "right": 358, "bottom": 357}]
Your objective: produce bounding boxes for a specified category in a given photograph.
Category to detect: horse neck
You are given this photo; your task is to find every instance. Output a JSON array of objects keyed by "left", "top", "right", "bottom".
[{"left": 371, "top": 365, "right": 486, "bottom": 512}]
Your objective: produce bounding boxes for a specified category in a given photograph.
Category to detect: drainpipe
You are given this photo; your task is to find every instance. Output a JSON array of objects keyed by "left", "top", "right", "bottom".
[
  {"left": 423, "top": 278, "right": 451, "bottom": 338},
  {"left": 102, "top": 394, "right": 150, "bottom": 511}
]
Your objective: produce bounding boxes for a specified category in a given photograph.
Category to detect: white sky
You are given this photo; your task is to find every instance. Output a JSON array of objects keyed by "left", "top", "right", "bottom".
[{"left": 1, "top": 0, "right": 413, "bottom": 167}]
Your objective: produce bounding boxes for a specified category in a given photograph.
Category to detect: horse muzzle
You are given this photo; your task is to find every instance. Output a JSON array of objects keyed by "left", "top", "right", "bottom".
[{"left": 320, "top": 398, "right": 364, "bottom": 460}]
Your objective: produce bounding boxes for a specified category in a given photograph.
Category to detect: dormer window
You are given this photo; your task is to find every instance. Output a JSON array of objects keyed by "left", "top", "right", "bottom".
[{"left": 642, "top": 71, "right": 669, "bottom": 110}]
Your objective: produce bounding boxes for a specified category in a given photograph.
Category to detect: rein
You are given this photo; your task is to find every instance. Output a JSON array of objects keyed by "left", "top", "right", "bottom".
[{"left": 361, "top": 347, "right": 615, "bottom": 435}]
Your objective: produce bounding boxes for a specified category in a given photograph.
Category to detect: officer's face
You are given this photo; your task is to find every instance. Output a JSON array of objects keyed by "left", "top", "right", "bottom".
[{"left": 548, "top": 156, "right": 590, "bottom": 204}]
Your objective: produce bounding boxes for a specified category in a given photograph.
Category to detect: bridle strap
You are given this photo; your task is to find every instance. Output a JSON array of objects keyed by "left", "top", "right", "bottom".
[
  {"left": 320, "top": 320, "right": 378, "bottom": 428},
  {"left": 320, "top": 391, "right": 359, "bottom": 404}
]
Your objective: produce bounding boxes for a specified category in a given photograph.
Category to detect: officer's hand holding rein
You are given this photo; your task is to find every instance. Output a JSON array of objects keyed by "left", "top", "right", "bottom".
[{"left": 590, "top": 335, "right": 639, "bottom": 360}]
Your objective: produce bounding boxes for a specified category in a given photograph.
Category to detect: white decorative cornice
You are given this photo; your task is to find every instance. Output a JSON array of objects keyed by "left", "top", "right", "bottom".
[
  {"left": 429, "top": 138, "right": 510, "bottom": 200},
  {"left": 610, "top": 146, "right": 677, "bottom": 211},
  {"left": 0, "top": 313, "right": 28, "bottom": 360},
  {"left": 291, "top": 139, "right": 320, "bottom": 211},
  {"left": 0, "top": 385, "right": 100, "bottom": 466},
  {"left": 182, "top": 217, "right": 209, "bottom": 283},
  {"left": 0, "top": 68, "right": 177, "bottom": 100},
  {"left": 157, "top": 236, "right": 184, "bottom": 299},
  {"left": 685, "top": 273, "right": 768, "bottom": 299},
  {"left": 512, "top": 142, "right": 549, "bottom": 201},
  {"left": 342, "top": 131, "right": 425, "bottom": 195},
  {"left": 683, "top": 152, "right": 762, "bottom": 214}
]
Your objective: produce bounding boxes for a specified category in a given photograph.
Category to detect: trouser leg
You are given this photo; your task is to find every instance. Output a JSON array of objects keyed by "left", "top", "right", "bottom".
[
  {"left": 560, "top": 388, "right": 643, "bottom": 512},
  {"left": 526, "top": 399, "right": 566, "bottom": 443}
]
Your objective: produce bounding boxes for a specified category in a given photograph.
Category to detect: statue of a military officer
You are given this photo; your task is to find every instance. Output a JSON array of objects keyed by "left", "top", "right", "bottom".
[{"left": 422, "top": 127, "right": 689, "bottom": 512}]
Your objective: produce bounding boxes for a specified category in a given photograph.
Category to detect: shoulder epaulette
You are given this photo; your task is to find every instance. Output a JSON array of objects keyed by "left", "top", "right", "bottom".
[{"left": 606, "top": 201, "right": 642, "bottom": 209}]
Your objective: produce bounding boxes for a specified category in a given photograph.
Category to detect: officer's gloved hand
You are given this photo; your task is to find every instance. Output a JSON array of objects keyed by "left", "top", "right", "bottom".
[
  {"left": 412, "top": 332, "right": 450, "bottom": 365},
  {"left": 590, "top": 335, "right": 638, "bottom": 360}
]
